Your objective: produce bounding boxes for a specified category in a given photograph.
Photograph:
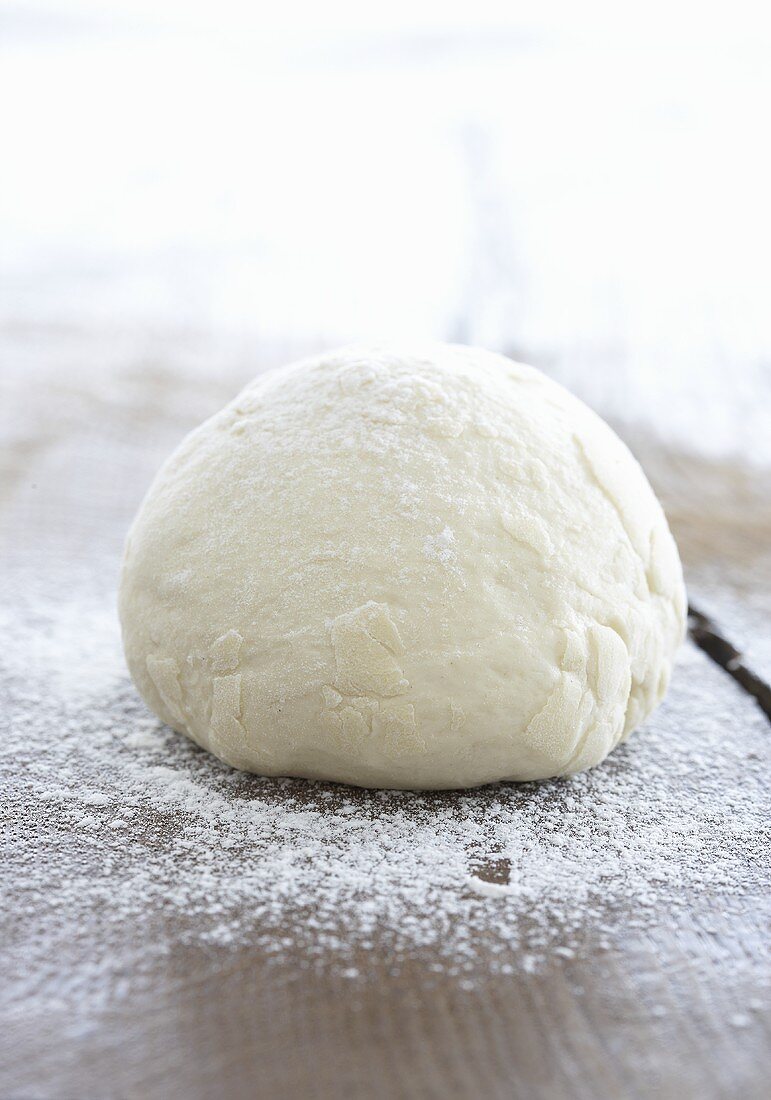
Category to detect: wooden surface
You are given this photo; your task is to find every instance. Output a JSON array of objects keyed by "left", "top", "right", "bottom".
[
  {"left": 1, "top": 345, "right": 770, "bottom": 1100},
  {"left": 11, "top": 915, "right": 771, "bottom": 1100}
]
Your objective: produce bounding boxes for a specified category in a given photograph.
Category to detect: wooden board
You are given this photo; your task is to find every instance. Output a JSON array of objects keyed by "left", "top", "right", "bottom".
[{"left": 1, "top": 345, "right": 770, "bottom": 1100}]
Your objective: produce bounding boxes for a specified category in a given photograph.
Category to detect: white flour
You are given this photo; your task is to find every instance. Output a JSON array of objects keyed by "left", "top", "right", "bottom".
[{"left": 2, "top": 567, "right": 770, "bottom": 1030}]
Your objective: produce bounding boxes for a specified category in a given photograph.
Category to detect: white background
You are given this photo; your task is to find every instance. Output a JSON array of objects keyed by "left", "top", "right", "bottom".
[{"left": 2, "top": 0, "right": 770, "bottom": 459}]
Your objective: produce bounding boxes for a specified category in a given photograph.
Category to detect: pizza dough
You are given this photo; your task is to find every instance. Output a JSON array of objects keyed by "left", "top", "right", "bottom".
[{"left": 119, "top": 344, "right": 686, "bottom": 789}]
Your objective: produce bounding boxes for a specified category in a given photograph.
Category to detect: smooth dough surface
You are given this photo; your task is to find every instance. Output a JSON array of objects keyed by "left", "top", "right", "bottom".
[{"left": 119, "top": 344, "right": 686, "bottom": 789}]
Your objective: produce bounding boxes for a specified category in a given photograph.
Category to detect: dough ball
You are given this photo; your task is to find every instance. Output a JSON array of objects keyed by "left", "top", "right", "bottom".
[{"left": 119, "top": 344, "right": 686, "bottom": 789}]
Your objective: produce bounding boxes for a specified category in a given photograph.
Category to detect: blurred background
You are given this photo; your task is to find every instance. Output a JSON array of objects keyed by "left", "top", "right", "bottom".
[{"left": 1, "top": 0, "right": 770, "bottom": 661}]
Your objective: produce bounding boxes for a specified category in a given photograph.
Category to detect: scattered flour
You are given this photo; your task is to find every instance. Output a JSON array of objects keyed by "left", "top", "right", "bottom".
[
  {"left": 1, "top": 570, "right": 770, "bottom": 1031},
  {"left": 423, "top": 525, "right": 456, "bottom": 564}
]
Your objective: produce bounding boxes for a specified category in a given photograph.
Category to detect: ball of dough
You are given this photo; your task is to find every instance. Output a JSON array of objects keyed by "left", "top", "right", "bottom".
[{"left": 119, "top": 344, "right": 685, "bottom": 789}]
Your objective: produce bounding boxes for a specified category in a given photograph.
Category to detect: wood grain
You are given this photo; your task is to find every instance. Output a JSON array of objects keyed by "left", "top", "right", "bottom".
[{"left": 4, "top": 884, "right": 770, "bottom": 1099}]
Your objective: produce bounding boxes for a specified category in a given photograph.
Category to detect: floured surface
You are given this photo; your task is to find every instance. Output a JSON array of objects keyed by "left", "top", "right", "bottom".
[
  {"left": 2, "top": 567, "right": 771, "bottom": 1095},
  {"left": 2, "top": 342, "right": 770, "bottom": 1099}
]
